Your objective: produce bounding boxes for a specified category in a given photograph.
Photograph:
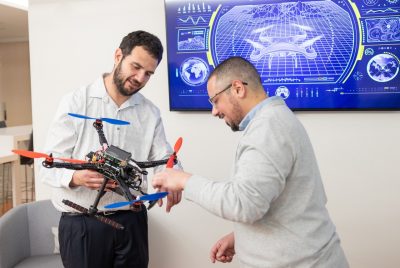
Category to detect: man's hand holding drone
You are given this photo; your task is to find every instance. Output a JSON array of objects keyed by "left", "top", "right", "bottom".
[{"left": 69, "top": 170, "right": 116, "bottom": 190}]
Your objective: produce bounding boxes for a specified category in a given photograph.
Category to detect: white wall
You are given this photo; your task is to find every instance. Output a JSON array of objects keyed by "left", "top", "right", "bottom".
[
  {"left": 0, "top": 41, "right": 32, "bottom": 126},
  {"left": 29, "top": 1, "right": 400, "bottom": 267}
]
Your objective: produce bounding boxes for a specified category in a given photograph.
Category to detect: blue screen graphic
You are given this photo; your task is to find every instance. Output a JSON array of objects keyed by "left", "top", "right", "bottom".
[{"left": 165, "top": 0, "right": 400, "bottom": 110}]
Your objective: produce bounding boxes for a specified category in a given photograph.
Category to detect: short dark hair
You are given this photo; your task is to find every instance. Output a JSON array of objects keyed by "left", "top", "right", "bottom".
[
  {"left": 209, "top": 57, "right": 262, "bottom": 89},
  {"left": 119, "top": 30, "right": 163, "bottom": 64}
]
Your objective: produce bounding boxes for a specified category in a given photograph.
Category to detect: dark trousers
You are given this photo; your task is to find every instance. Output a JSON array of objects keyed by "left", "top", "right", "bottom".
[{"left": 59, "top": 208, "right": 148, "bottom": 268}]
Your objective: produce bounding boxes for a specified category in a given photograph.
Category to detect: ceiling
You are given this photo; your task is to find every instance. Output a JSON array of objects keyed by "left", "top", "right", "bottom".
[{"left": 0, "top": 3, "right": 28, "bottom": 43}]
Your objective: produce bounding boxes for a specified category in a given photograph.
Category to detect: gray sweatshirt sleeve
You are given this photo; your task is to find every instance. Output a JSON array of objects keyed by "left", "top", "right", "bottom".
[{"left": 184, "top": 114, "right": 295, "bottom": 223}]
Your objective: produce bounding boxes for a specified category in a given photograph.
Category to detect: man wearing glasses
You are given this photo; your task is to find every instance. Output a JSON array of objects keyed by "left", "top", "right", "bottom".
[{"left": 152, "top": 56, "right": 349, "bottom": 267}]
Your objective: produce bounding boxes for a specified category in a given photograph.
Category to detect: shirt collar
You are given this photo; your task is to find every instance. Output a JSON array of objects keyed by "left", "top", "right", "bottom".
[
  {"left": 238, "top": 96, "right": 275, "bottom": 131},
  {"left": 88, "top": 75, "right": 143, "bottom": 108}
]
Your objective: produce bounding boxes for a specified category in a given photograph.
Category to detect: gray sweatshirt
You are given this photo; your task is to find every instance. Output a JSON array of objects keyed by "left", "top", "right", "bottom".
[{"left": 185, "top": 97, "right": 349, "bottom": 268}]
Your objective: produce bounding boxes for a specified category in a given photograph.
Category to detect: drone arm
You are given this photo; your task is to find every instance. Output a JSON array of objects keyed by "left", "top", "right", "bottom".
[
  {"left": 93, "top": 120, "right": 108, "bottom": 146},
  {"left": 98, "top": 130, "right": 108, "bottom": 147},
  {"left": 42, "top": 161, "right": 100, "bottom": 171},
  {"left": 89, "top": 176, "right": 110, "bottom": 214},
  {"left": 107, "top": 185, "right": 125, "bottom": 196},
  {"left": 133, "top": 158, "right": 172, "bottom": 169},
  {"left": 113, "top": 168, "right": 135, "bottom": 202}
]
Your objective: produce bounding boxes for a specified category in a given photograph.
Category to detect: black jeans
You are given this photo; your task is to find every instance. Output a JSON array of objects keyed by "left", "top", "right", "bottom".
[{"left": 59, "top": 208, "right": 148, "bottom": 268}]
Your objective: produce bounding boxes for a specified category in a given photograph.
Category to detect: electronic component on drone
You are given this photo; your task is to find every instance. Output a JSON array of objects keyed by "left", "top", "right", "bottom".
[{"left": 104, "top": 145, "right": 131, "bottom": 166}]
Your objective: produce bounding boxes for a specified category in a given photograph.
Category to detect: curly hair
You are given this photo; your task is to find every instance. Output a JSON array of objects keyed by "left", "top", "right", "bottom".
[{"left": 119, "top": 30, "right": 163, "bottom": 64}]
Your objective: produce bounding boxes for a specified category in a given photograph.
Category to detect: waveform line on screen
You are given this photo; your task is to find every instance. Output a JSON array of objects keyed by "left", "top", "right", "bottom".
[
  {"left": 340, "top": 92, "right": 400, "bottom": 95},
  {"left": 179, "top": 94, "right": 208, "bottom": 97},
  {"left": 326, "top": 87, "right": 344, "bottom": 92},
  {"left": 264, "top": 78, "right": 301, "bottom": 83},
  {"left": 179, "top": 16, "right": 206, "bottom": 25},
  {"left": 365, "top": 8, "right": 399, "bottom": 14}
]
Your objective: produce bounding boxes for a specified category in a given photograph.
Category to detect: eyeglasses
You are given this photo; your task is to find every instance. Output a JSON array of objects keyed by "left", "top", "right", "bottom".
[{"left": 208, "top": 81, "right": 248, "bottom": 106}]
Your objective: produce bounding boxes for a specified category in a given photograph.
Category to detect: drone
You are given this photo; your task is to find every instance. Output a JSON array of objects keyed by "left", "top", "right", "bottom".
[{"left": 13, "top": 113, "right": 183, "bottom": 230}]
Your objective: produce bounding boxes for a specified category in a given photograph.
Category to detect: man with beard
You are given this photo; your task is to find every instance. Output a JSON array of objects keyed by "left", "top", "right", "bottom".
[
  {"left": 152, "top": 57, "right": 349, "bottom": 267},
  {"left": 40, "top": 30, "right": 181, "bottom": 268}
]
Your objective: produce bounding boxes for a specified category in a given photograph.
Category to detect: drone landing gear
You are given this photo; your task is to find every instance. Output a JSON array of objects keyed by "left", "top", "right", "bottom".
[{"left": 62, "top": 199, "right": 125, "bottom": 230}]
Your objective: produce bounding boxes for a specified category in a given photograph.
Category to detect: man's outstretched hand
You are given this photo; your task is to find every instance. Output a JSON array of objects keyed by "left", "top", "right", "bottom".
[{"left": 152, "top": 169, "right": 192, "bottom": 212}]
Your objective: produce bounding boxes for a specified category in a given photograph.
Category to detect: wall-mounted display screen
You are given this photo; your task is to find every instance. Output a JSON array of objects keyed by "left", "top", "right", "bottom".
[{"left": 165, "top": 0, "right": 400, "bottom": 110}]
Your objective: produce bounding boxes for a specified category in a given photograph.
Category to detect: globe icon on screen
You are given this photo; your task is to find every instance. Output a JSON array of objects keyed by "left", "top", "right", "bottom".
[
  {"left": 180, "top": 57, "right": 210, "bottom": 86},
  {"left": 275, "top": 86, "right": 290, "bottom": 99},
  {"left": 367, "top": 53, "right": 399, "bottom": 82}
]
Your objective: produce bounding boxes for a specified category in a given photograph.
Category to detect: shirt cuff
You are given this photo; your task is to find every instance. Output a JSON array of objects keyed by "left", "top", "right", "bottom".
[{"left": 60, "top": 169, "right": 77, "bottom": 189}]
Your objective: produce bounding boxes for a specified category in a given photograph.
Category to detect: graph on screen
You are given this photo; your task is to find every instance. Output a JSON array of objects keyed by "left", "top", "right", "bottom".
[{"left": 165, "top": 0, "right": 400, "bottom": 110}]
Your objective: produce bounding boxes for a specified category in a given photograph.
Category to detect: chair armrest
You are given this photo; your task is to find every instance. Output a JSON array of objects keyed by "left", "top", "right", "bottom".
[{"left": 0, "top": 204, "right": 30, "bottom": 268}]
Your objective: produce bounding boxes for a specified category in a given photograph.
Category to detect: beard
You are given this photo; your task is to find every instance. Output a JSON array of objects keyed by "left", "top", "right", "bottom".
[
  {"left": 229, "top": 122, "right": 240, "bottom": 132},
  {"left": 226, "top": 95, "right": 243, "bottom": 132},
  {"left": 113, "top": 60, "right": 143, "bottom": 97}
]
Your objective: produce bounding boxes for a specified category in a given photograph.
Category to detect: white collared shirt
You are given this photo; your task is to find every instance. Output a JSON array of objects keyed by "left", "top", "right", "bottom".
[{"left": 40, "top": 75, "right": 173, "bottom": 212}]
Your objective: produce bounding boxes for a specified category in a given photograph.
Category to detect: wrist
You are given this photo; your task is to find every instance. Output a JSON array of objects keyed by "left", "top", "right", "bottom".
[
  {"left": 180, "top": 173, "right": 191, "bottom": 190},
  {"left": 69, "top": 171, "right": 79, "bottom": 187},
  {"left": 69, "top": 179, "right": 78, "bottom": 188}
]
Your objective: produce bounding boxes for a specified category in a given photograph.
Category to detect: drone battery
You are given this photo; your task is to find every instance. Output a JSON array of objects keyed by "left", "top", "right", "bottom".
[{"left": 104, "top": 145, "right": 132, "bottom": 166}]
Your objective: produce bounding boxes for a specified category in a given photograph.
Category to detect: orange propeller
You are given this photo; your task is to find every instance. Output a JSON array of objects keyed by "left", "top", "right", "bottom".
[
  {"left": 166, "top": 137, "right": 183, "bottom": 168},
  {"left": 12, "top": 149, "right": 87, "bottom": 164}
]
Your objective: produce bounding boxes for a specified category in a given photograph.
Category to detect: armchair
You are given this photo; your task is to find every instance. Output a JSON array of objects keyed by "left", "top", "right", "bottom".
[{"left": 0, "top": 199, "right": 62, "bottom": 268}]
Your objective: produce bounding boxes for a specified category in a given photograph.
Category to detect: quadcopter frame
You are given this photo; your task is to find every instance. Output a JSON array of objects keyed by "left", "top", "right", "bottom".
[{"left": 41, "top": 119, "right": 178, "bottom": 230}]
